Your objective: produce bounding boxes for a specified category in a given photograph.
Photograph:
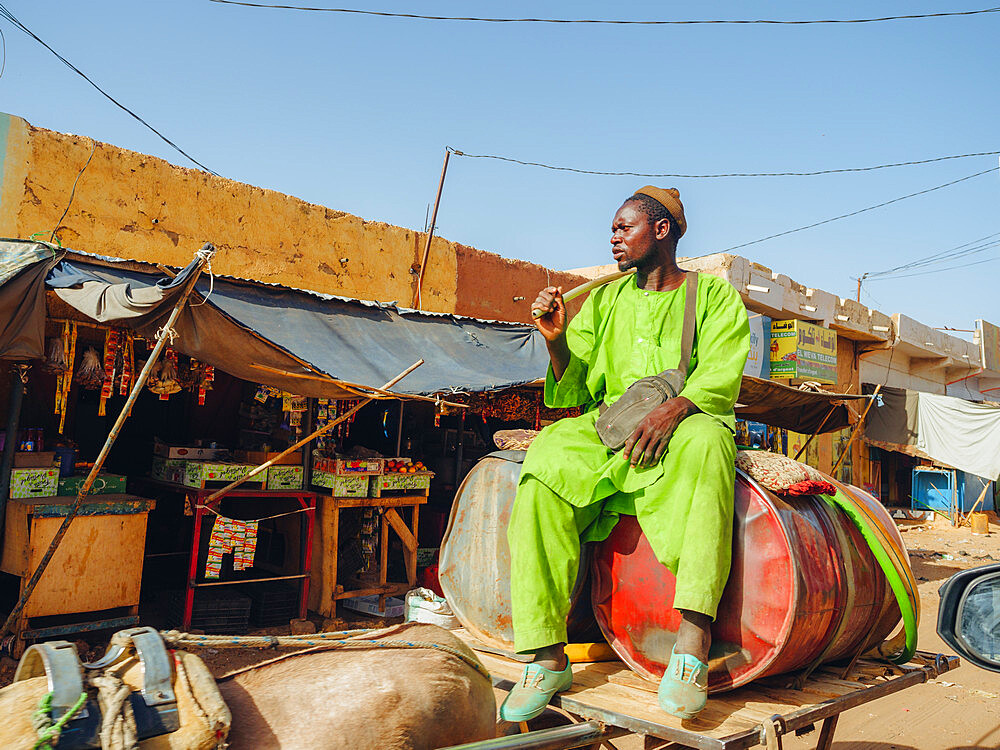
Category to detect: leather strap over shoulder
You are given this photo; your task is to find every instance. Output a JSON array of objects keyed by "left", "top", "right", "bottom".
[{"left": 677, "top": 272, "right": 698, "bottom": 378}]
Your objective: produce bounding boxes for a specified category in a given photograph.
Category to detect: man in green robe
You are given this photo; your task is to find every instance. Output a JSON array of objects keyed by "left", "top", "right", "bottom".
[{"left": 499, "top": 186, "right": 750, "bottom": 722}]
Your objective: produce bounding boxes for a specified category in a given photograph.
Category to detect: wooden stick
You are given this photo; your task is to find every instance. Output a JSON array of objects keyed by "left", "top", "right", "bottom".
[
  {"left": 531, "top": 268, "right": 637, "bottom": 319},
  {"left": 0, "top": 244, "right": 215, "bottom": 640},
  {"left": 793, "top": 404, "right": 839, "bottom": 460},
  {"left": 249, "top": 363, "right": 468, "bottom": 408},
  {"left": 960, "top": 483, "right": 990, "bottom": 526},
  {"left": 830, "top": 384, "right": 882, "bottom": 477},
  {"left": 205, "top": 360, "right": 424, "bottom": 503}
]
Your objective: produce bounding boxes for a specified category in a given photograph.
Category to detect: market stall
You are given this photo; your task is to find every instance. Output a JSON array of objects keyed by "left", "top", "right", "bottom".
[{"left": 0, "top": 240, "right": 558, "bottom": 649}]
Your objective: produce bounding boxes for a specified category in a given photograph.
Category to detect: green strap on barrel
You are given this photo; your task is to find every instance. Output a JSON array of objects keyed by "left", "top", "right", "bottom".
[{"left": 823, "top": 489, "right": 918, "bottom": 664}]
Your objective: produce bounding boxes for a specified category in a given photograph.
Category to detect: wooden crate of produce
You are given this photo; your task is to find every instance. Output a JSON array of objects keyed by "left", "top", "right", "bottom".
[
  {"left": 369, "top": 467, "right": 433, "bottom": 498},
  {"left": 312, "top": 456, "right": 383, "bottom": 476}
]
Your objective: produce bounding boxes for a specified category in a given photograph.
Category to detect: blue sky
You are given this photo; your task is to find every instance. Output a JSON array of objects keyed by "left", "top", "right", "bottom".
[{"left": 2, "top": 1, "right": 997, "bottom": 332}]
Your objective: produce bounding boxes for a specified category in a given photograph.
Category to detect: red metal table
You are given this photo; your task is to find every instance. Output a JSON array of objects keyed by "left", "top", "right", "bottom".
[{"left": 138, "top": 479, "right": 316, "bottom": 630}]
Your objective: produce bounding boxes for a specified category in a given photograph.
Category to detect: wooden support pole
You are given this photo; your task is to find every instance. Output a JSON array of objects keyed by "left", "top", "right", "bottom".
[
  {"left": 413, "top": 148, "right": 452, "bottom": 310},
  {"left": 793, "top": 404, "right": 839, "bottom": 461},
  {"left": 0, "top": 243, "right": 216, "bottom": 640},
  {"left": 830, "top": 384, "right": 882, "bottom": 477}
]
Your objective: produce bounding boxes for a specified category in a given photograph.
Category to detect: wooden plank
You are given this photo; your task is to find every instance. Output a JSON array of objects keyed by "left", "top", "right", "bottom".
[
  {"left": 333, "top": 583, "right": 408, "bottom": 600},
  {"left": 335, "top": 495, "right": 428, "bottom": 509},
  {"left": 0, "top": 501, "right": 30, "bottom": 576},
  {"left": 308, "top": 495, "right": 340, "bottom": 617},
  {"left": 378, "top": 511, "right": 389, "bottom": 611},
  {"left": 816, "top": 715, "right": 839, "bottom": 750},
  {"left": 384, "top": 508, "right": 417, "bottom": 551},
  {"left": 454, "top": 631, "right": 958, "bottom": 750},
  {"left": 24, "top": 512, "right": 149, "bottom": 618}
]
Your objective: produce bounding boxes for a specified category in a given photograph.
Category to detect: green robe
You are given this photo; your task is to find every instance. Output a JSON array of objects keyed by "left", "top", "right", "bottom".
[{"left": 509, "top": 272, "right": 750, "bottom": 652}]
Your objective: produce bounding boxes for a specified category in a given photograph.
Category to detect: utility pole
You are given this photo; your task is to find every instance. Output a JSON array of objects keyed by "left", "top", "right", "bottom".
[
  {"left": 413, "top": 148, "right": 454, "bottom": 310},
  {"left": 856, "top": 273, "right": 869, "bottom": 303}
]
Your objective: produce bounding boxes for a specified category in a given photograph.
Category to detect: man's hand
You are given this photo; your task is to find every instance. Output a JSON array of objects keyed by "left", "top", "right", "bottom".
[
  {"left": 622, "top": 397, "right": 698, "bottom": 467},
  {"left": 531, "top": 286, "right": 566, "bottom": 342}
]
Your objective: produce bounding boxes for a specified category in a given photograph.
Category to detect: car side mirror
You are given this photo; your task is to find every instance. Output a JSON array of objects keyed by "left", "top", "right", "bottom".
[{"left": 938, "top": 562, "right": 1000, "bottom": 672}]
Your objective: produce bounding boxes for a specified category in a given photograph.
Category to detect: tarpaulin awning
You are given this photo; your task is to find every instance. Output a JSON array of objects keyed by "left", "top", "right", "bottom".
[
  {"left": 0, "top": 240, "right": 62, "bottom": 361},
  {"left": 865, "top": 384, "right": 1000, "bottom": 480},
  {"left": 21, "top": 242, "right": 549, "bottom": 400},
  {"left": 734, "top": 376, "right": 868, "bottom": 434}
]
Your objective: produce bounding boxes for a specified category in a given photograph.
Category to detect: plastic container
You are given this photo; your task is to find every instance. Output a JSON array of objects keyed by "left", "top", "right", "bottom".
[
  {"left": 53, "top": 447, "right": 76, "bottom": 478},
  {"left": 912, "top": 468, "right": 994, "bottom": 514}
]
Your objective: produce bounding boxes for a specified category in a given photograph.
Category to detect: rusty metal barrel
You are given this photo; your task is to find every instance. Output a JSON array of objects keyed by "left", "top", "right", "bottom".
[
  {"left": 439, "top": 451, "right": 596, "bottom": 652},
  {"left": 591, "top": 471, "right": 906, "bottom": 692}
]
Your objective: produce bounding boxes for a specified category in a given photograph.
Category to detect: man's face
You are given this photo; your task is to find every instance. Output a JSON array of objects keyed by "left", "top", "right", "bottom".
[{"left": 610, "top": 201, "right": 668, "bottom": 272}]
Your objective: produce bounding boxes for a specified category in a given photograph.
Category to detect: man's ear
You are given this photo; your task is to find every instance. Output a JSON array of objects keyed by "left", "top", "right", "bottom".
[{"left": 654, "top": 218, "right": 672, "bottom": 241}]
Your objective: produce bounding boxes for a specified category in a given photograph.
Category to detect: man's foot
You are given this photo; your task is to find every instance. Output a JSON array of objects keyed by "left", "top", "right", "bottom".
[
  {"left": 498, "top": 662, "right": 574, "bottom": 722},
  {"left": 658, "top": 647, "right": 709, "bottom": 719}
]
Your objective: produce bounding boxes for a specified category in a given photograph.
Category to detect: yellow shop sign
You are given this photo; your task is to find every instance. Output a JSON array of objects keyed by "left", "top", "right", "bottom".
[{"left": 769, "top": 320, "right": 837, "bottom": 384}]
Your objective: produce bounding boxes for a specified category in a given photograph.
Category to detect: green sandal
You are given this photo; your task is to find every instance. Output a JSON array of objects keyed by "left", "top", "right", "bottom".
[
  {"left": 498, "top": 662, "right": 574, "bottom": 722},
  {"left": 658, "top": 648, "right": 709, "bottom": 719}
]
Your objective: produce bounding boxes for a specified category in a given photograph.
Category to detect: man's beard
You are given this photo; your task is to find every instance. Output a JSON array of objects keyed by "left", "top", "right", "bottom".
[{"left": 618, "top": 244, "right": 658, "bottom": 272}]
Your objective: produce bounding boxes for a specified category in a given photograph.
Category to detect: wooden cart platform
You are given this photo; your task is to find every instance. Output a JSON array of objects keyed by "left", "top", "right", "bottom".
[{"left": 454, "top": 631, "right": 958, "bottom": 750}]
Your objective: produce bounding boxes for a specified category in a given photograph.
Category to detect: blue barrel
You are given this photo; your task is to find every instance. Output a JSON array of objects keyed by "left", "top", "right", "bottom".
[{"left": 439, "top": 451, "right": 595, "bottom": 652}]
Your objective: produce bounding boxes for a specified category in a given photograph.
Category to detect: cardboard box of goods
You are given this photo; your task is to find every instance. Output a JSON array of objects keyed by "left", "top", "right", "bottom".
[
  {"left": 312, "top": 456, "right": 383, "bottom": 476},
  {"left": 341, "top": 595, "right": 404, "bottom": 618},
  {"left": 237, "top": 450, "right": 303, "bottom": 466},
  {"left": 266, "top": 465, "right": 304, "bottom": 490},
  {"left": 13, "top": 451, "right": 56, "bottom": 469},
  {"left": 10, "top": 467, "right": 59, "bottom": 499},
  {"left": 183, "top": 462, "right": 257, "bottom": 488},
  {"left": 372, "top": 469, "right": 434, "bottom": 494},
  {"left": 151, "top": 456, "right": 186, "bottom": 484},
  {"left": 57, "top": 473, "right": 127, "bottom": 497},
  {"left": 311, "top": 471, "right": 368, "bottom": 497},
  {"left": 153, "top": 441, "right": 228, "bottom": 461}
]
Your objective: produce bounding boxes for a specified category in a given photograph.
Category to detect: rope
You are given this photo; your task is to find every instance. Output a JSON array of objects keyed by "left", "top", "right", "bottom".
[
  {"left": 160, "top": 629, "right": 491, "bottom": 681},
  {"left": 194, "top": 503, "right": 314, "bottom": 521},
  {"left": 155, "top": 325, "right": 178, "bottom": 345},
  {"left": 32, "top": 690, "right": 87, "bottom": 750},
  {"left": 190, "top": 244, "right": 217, "bottom": 307},
  {"left": 90, "top": 672, "right": 139, "bottom": 750}
]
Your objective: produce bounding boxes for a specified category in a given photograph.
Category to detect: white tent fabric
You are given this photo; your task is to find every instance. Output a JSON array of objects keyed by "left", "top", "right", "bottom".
[{"left": 916, "top": 391, "right": 1000, "bottom": 481}]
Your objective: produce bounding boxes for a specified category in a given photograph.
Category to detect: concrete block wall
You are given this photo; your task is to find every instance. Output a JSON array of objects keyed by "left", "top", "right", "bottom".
[{"left": 0, "top": 112, "right": 586, "bottom": 323}]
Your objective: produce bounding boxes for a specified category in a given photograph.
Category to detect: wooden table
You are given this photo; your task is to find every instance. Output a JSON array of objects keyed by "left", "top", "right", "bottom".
[
  {"left": 310, "top": 491, "right": 427, "bottom": 618},
  {"left": 455, "top": 630, "right": 959, "bottom": 750},
  {"left": 0, "top": 494, "right": 155, "bottom": 655}
]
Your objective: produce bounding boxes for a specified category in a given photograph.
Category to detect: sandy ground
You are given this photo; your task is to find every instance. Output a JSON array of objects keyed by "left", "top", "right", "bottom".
[{"left": 3, "top": 516, "right": 1000, "bottom": 748}]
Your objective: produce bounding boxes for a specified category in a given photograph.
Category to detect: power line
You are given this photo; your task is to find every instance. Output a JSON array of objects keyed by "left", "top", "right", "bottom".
[
  {"left": 0, "top": 4, "right": 217, "bottom": 175},
  {"left": 721, "top": 166, "right": 998, "bottom": 252},
  {"left": 866, "top": 231, "right": 1000, "bottom": 278},
  {"left": 868, "top": 252, "right": 1000, "bottom": 281},
  {"left": 208, "top": 1, "right": 1000, "bottom": 25},
  {"left": 448, "top": 147, "right": 1000, "bottom": 179}
]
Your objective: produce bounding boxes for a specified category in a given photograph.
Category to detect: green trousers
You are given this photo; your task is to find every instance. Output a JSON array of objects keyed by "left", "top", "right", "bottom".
[{"left": 508, "top": 413, "right": 736, "bottom": 653}]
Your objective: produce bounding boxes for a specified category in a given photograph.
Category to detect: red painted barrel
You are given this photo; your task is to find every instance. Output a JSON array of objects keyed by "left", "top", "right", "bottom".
[
  {"left": 439, "top": 453, "right": 597, "bottom": 652},
  {"left": 592, "top": 471, "right": 905, "bottom": 691}
]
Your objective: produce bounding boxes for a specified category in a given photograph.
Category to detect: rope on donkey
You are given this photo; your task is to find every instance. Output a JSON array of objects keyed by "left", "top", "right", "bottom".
[
  {"left": 32, "top": 691, "right": 87, "bottom": 750},
  {"left": 160, "top": 629, "right": 491, "bottom": 681}
]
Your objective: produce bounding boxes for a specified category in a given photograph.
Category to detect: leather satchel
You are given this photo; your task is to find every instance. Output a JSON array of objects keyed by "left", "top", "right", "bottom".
[{"left": 593, "top": 272, "right": 698, "bottom": 451}]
